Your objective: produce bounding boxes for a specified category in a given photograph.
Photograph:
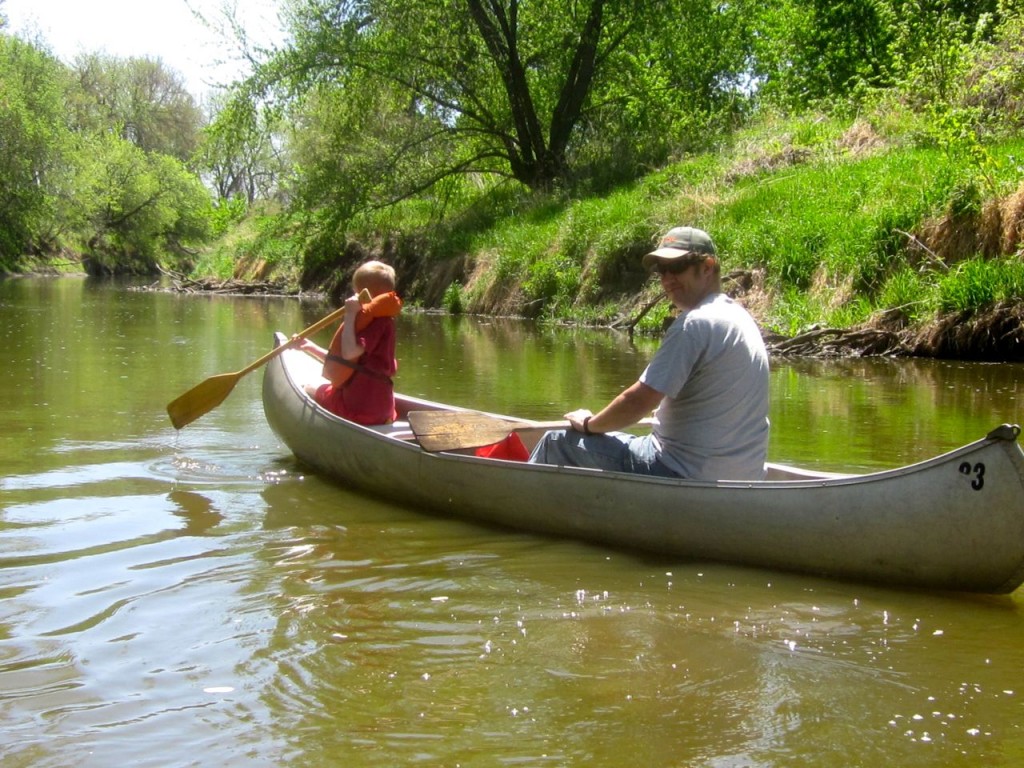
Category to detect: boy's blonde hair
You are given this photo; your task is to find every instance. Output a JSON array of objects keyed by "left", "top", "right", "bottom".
[{"left": 352, "top": 260, "right": 396, "bottom": 296}]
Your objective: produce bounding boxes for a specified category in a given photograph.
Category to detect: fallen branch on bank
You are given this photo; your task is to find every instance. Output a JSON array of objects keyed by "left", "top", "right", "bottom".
[
  {"left": 145, "top": 266, "right": 298, "bottom": 296},
  {"left": 172, "top": 275, "right": 293, "bottom": 295},
  {"left": 623, "top": 295, "right": 665, "bottom": 338},
  {"left": 768, "top": 326, "right": 907, "bottom": 357},
  {"left": 765, "top": 302, "right": 1024, "bottom": 361}
]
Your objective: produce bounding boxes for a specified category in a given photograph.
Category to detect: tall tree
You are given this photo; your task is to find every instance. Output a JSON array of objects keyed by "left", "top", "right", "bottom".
[
  {"left": 197, "top": 90, "right": 285, "bottom": 203},
  {"left": 226, "top": 0, "right": 751, "bottom": 230},
  {"left": 69, "top": 53, "right": 203, "bottom": 162},
  {"left": 266, "top": 0, "right": 638, "bottom": 191},
  {"left": 0, "top": 34, "right": 72, "bottom": 262}
]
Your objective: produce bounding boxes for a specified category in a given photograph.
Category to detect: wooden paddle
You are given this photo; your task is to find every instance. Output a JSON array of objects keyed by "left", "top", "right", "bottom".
[
  {"left": 166, "top": 290, "right": 370, "bottom": 429},
  {"left": 408, "top": 410, "right": 572, "bottom": 452}
]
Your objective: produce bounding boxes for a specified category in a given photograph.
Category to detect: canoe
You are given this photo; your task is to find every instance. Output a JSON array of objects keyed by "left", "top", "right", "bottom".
[{"left": 262, "top": 333, "right": 1024, "bottom": 593}]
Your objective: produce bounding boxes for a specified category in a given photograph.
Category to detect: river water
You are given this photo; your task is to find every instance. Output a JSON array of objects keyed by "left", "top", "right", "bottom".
[{"left": 2, "top": 276, "right": 1024, "bottom": 767}]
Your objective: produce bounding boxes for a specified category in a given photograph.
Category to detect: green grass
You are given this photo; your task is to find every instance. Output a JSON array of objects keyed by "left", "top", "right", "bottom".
[
  {"left": 201, "top": 108, "right": 1024, "bottom": 337},
  {"left": 193, "top": 206, "right": 303, "bottom": 281},
  {"left": 938, "top": 259, "right": 1024, "bottom": 313},
  {"left": 429, "top": 114, "right": 1024, "bottom": 333}
]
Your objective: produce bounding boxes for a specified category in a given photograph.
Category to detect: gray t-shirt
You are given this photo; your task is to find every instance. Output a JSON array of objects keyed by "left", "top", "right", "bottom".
[{"left": 640, "top": 293, "right": 769, "bottom": 481}]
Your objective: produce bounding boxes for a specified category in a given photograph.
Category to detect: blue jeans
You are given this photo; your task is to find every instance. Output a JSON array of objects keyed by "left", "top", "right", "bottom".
[{"left": 527, "top": 429, "right": 679, "bottom": 477}]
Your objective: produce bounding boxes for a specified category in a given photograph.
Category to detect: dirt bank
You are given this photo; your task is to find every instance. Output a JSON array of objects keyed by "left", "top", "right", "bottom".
[{"left": 162, "top": 261, "right": 1024, "bottom": 362}]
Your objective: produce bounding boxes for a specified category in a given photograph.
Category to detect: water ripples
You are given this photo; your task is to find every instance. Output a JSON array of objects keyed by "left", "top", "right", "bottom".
[
  {"left": 5, "top": 444, "right": 1024, "bottom": 766},
  {"left": 5, "top": 282, "right": 1024, "bottom": 766},
  {"left": 0, "top": 439, "right": 279, "bottom": 762}
]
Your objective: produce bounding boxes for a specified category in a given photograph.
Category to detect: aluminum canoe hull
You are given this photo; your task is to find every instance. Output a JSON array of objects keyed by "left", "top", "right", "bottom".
[{"left": 262, "top": 335, "right": 1024, "bottom": 593}]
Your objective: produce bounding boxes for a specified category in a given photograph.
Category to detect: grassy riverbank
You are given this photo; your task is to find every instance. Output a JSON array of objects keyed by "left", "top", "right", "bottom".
[
  {"left": 195, "top": 107, "right": 1024, "bottom": 358},
  {"left": 7, "top": 1, "right": 1023, "bottom": 361}
]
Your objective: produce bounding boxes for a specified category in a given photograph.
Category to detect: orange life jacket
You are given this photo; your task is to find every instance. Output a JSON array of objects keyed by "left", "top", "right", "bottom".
[{"left": 322, "top": 291, "right": 403, "bottom": 386}]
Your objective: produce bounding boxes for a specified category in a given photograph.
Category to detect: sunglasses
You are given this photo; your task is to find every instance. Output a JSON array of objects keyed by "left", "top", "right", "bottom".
[{"left": 652, "top": 259, "right": 700, "bottom": 276}]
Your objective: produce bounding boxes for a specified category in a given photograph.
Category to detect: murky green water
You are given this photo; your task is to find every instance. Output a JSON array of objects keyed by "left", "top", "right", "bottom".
[{"left": 3, "top": 277, "right": 1024, "bottom": 766}]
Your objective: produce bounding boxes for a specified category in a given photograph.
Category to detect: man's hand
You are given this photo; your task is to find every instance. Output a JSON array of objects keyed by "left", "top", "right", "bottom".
[
  {"left": 564, "top": 409, "right": 594, "bottom": 433},
  {"left": 567, "top": 382, "right": 664, "bottom": 436}
]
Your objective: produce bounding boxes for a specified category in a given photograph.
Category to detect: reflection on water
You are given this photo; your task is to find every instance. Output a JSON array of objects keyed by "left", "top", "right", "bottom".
[
  {"left": 2, "top": 278, "right": 1024, "bottom": 767},
  {"left": 167, "top": 490, "right": 224, "bottom": 535},
  {"left": 771, "top": 356, "right": 1024, "bottom": 470}
]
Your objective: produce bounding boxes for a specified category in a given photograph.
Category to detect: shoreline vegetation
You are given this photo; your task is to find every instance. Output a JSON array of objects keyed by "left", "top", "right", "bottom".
[
  {"left": 4, "top": 3, "right": 1024, "bottom": 360},
  {"left": 11, "top": 108, "right": 1024, "bottom": 361},
  {"left": 162, "top": 110, "right": 1024, "bottom": 361}
]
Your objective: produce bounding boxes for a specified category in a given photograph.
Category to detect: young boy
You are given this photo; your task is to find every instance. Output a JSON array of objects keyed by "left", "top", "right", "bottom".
[{"left": 299, "top": 260, "right": 402, "bottom": 425}]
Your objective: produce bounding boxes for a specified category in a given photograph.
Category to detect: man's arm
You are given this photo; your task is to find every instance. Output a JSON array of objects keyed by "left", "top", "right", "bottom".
[{"left": 565, "top": 381, "right": 664, "bottom": 434}]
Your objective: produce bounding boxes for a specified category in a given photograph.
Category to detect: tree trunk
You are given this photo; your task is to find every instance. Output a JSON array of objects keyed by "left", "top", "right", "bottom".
[{"left": 466, "top": 0, "right": 606, "bottom": 190}]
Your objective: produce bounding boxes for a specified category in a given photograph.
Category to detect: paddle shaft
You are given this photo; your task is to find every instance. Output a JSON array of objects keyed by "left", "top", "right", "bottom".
[{"left": 237, "top": 304, "right": 349, "bottom": 377}]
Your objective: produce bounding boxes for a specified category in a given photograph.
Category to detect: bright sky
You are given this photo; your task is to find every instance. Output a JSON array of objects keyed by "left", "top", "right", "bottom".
[{"left": 2, "top": 0, "right": 285, "bottom": 97}]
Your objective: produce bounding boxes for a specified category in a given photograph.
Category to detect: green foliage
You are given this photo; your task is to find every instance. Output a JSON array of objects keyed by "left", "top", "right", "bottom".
[
  {"left": 563, "top": 190, "right": 654, "bottom": 296},
  {"left": 72, "top": 132, "right": 212, "bottom": 271},
  {"left": 825, "top": 295, "right": 874, "bottom": 327},
  {"left": 249, "top": 222, "right": 301, "bottom": 270},
  {"left": 209, "top": 196, "right": 249, "bottom": 237},
  {"left": 68, "top": 53, "right": 202, "bottom": 161},
  {"left": 962, "top": 4, "right": 1024, "bottom": 131},
  {"left": 484, "top": 217, "right": 558, "bottom": 285},
  {"left": 192, "top": 207, "right": 300, "bottom": 280},
  {"left": 235, "top": 0, "right": 762, "bottom": 240},
  {"left": 198, "top": 90, "right": 285, "bottom": 203},
  {"left": 632, "top": 301, "right": 675, "bottom": 335},
  {"left": 751, "top": 0, "right": 1004, "bottom": 111},
  {"left": 769, "top": 286, "right": 821, "bottom": 336},
  {"left": 0, "top": 35, "right": 72, "bottom": 264},
  {"left": 568, "top": 0, "right": 753, "bottom": 189},
  {"left": 523, "top": 258, "right": 582, "bottom": 317},
  {"left": 877, "top": 267, "right": 938, "bottom": 322},
  {"left": 710, "top": 146, "right": 953, "bottom": 293},
  {"left": 750, "top": 0, "right": 899, "bottom": 108},
  {"left": 938, "top": 258, "right": 1024, "bottom": 312},
  {"left": 767, "top": 287, "right": 873, "bottom": 335},
  {"left": 926, "top": 104, "right": 1002, "bottom": 194},
  {"left": 0, "top": 31, "right": 215, "bottom": 271},
  {"left": 442, "top": 282, "right": 465, "bottom": 314}
]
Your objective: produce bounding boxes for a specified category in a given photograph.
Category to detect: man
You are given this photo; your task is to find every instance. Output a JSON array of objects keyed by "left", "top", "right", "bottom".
[{"left": 528, "top": 226, "right": 770, "bottom": 481}]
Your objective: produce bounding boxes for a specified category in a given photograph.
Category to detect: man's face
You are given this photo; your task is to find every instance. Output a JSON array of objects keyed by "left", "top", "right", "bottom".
[{"left": 653, "top": 256, "right": 716, "bottom": 311}]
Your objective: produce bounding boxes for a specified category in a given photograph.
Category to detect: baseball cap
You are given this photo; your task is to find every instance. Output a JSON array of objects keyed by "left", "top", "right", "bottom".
[{"left": 642, "top": 227, "right": 716, "bottom": 270}]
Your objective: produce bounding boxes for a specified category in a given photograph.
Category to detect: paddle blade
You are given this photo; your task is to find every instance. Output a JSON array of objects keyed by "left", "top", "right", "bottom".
[
  {"left": 166, "top": 372, "right": 242, "bottom": 429},
  {"left": 408, "top": 411, "right": 516, "bottom": 452},
  {"left": 408, "top": 410, "right": 566, "bottom": 452}
]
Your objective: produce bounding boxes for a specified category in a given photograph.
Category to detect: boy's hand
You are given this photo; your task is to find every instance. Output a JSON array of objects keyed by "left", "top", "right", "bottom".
[{"left": 344, "top": 294, "right": 363, "bottom": 314}]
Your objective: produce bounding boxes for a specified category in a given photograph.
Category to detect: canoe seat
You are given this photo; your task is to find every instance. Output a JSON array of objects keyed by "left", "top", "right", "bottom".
[{"left": 367, "top": 420, "right": 416, "bottom": 441}]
